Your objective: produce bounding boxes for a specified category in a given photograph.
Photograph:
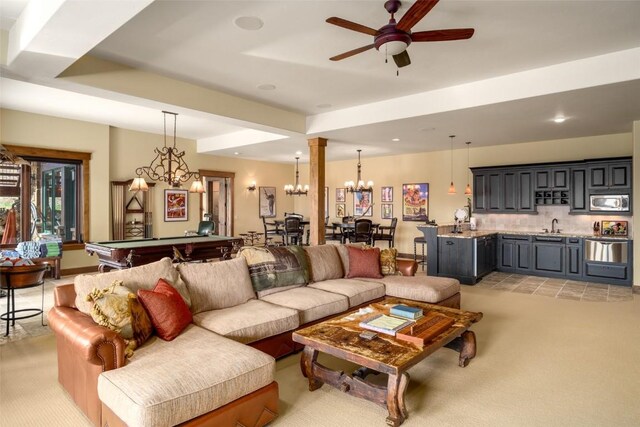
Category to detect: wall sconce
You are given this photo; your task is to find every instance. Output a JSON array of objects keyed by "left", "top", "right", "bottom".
[{"left": 247, "top": 181, "right": 257, "bottom": 191}]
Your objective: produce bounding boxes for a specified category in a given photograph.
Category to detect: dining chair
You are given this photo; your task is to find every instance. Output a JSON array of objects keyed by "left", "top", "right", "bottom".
[
  {"left": 261, "top": 216, "right": 283, "bottom": 246},
  {"left": 352, "top": 219, "right": 373, "bottom": 244},
  {"left": 325, "top": 216, "right": 342, "bottom": 242},
  {"left": 372, "top": 217, "right": 398, "bottom": 247},
  {"left": 283, "top": 216, "right": 303, "bottom": 246}
]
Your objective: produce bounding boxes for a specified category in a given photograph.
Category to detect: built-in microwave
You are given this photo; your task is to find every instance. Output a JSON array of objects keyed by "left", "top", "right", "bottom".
[{"left": 589, "top": 194, "right": 630, "bottom": 212}]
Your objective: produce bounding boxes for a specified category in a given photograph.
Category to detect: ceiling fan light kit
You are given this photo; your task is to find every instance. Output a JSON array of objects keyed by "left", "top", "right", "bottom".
[{"left": 327, "top": 0, "right": 475, "bottom": 69}]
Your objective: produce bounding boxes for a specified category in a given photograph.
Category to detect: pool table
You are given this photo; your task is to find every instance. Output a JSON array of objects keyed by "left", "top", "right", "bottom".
[{"left": 85, "top": 235, "right": 243, "bottom": 272}]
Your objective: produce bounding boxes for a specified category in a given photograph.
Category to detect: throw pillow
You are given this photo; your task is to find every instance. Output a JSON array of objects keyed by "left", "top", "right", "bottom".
[
  {"left": 380, "top": 248, "right": 399, "bottom": 276},
  {"left": 238, "top": 245, "right": 310, "bottom": 293},
  {"left": 74, "top": 257, "right": 191, "bottom": 316},
  {"left": 304, "top": 245, "right": 343, "bottom": 282},
  {"left": 346, "top": 246, "right": 383, "bottom": 279},
  {"left": 86, "top": 280, "right": 154, "bottom": 358},
  {"left": 137, "top": 278, "right": 193, "bottom": 341}
]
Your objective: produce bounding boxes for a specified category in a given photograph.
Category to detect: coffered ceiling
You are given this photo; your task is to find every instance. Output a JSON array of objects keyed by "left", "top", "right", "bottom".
[{"left": 1, "top": 0, "right": 639, "bottom": 163}]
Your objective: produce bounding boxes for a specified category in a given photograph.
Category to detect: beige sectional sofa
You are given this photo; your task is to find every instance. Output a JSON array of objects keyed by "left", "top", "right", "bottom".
[{"left": 48, "top": 244, "right": 461, "bottom": 427}]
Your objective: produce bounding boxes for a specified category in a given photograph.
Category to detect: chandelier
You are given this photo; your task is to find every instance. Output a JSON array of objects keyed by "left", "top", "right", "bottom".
[
  {"left": 284, "top": 157, "right": 308, "bottom": 196},
  {"left": 129, "top": 111, "right": 203, "bottom": 193},
  {"left": 345, "top": 149, "right": 373, "bottom": 193}
]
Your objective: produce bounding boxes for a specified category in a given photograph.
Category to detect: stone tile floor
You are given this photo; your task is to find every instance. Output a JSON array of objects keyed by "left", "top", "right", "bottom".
[{"left": 476, "top": 271, "right": 634, "bottom": 302}]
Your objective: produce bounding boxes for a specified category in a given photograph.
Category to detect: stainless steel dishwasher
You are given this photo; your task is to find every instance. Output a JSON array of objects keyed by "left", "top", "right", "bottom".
[{"left": 585, "top": 239, "right": 628, "bottom": 263}]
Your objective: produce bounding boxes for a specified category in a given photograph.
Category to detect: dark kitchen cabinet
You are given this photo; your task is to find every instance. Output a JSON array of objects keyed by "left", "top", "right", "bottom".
[
  {"left": 487, "top": 172, "right": 503, "bottom": 211},
  {"left": 588, "top": 160, "right": 631, "bottom": 190},
  {"left": 476, "top": 235, "right": 497, "bottom": 278},
  {"left": 517, "top": 171, "right": 535, "bottom": 212},
  {"left": 473, "top": 173, "right": 487, "bottom": 212},
  {"left": 503, "top": 172, "right": 517, "bottom": 212},
  {"left": 438, "top": 237, "right": 473, "bottom": 281},
  {"left": 533, "top": 236, "right": 565, "bottom": 275},
  {"left": 570, "top": 168, "right": 588, "bottom": 213},
  {"left": 565, "top": 238, "right": 583, "bottom": 278},
  {"left": 498, "top": 235, "right": 531, "bottom": 273}
]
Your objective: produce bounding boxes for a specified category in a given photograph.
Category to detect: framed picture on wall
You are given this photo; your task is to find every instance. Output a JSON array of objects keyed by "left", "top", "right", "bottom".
[
  {"left": 164, "top": 189, "right": 188, "bottom": 222},
  {"left": 336, "top": 188, "right": 346, "bottom": 203},
  {"left": 336, "top": 203, "right": 346, "bottom": 218},
  {"left": 381, "top": 186, "right": 393, "bottom": 202},
  {"left": 259, "top": 187, "right": 276, "bottom": 218},
  {"left": 381, "top": 203, "right": 393, "bottom": 219},
  {"left": 354, "top": 191, "right": 373, "bottom": 217},
  {"left": 402, "top": 183, "right": 429, "bottom": 221}
]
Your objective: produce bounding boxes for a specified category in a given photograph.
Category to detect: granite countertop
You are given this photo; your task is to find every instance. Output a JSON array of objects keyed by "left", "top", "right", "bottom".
[{"left": 437, "top": 229, "right": 632, "bottom": 241}]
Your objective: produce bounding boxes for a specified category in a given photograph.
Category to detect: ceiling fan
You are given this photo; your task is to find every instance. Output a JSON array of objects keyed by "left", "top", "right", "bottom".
[{"left": 327, "top": 0, "right": 474, "bottom": 68}]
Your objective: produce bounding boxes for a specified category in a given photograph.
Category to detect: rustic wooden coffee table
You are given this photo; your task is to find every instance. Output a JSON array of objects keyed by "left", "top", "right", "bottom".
[{"left": 292, "top": 297, "right": 483, "bottom": 426}]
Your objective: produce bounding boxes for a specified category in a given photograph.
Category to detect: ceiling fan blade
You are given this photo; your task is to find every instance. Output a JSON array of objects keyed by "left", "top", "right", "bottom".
[
  {"left": 412, "top": 28, "right": 475, "bottom": 42},
  {"left": 330, "top": 44, "right": 375, "bottom": 61},
  {"left": 393, "top": 50, "right": 411, "bottom": 68},
  {"left": 326, "top": 17, "right": 378, "bottom": 36},
  {"left": 396, "top": 0, "right": 440, "bottom": 32}
]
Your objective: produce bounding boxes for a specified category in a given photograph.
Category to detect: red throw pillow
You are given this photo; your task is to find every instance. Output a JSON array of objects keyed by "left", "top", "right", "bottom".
[
  {"left": 347, "top": 246, "right": 383, "bottom": 279},
  {"left": 137, "top": 279, "right": 192, "bottom": 341}
]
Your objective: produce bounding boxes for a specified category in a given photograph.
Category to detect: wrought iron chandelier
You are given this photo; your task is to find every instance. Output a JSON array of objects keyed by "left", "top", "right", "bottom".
[
  {"left": 345, "top": 149, "right": 373, "bottom": 193},
  {"left": 130, "top": 111, "right": 203, "bottom": 193},
  {"left": 284, "top": 157, "right": 308, "bottom": 196}
]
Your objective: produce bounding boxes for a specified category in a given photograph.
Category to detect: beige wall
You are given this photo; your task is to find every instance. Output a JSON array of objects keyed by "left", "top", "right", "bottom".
[
  {"left": 296, "top": 133, "right": 633, "bottom": 256},
  {"left": 109, "top": 127, "right": 296, "bottom": 239}
]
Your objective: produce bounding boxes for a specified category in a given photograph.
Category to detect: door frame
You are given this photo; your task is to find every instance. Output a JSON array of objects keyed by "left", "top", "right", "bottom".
[{"left": 198, "top": 169, "right": 235, "bottom": 236}]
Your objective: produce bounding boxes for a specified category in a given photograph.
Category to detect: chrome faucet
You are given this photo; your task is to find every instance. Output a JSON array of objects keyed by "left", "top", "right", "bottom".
[{"left": 551, "top": 218, "right": 558, "bottom": 233}]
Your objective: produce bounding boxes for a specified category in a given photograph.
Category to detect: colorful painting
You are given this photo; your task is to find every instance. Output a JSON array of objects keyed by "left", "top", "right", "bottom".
[
  {"left": 382, "top": 203, "right": 393, "bottom": 219},
  {"left": 402, "top": 183, "right": 429, "bottom": 221},
  {"left": 381, "top": 186, "right": 393, "bottom": 202},
  {"left": 336, "top": 203, "right": 346, "bottom": 218},
  {"left": 164, "top": 189, "right": 188, "bottom": 222},
  {"left": 259, "top": 187, "right": 276, "bottom": 218},
  {"left": 336, "top": 188, "right": 346, "bottom": 203},
  {"left": 601, "top": 220, "right": 628, "bottom": 236},
  {"left": 354, "top": 191, "right": 373, "bottom": 217}
]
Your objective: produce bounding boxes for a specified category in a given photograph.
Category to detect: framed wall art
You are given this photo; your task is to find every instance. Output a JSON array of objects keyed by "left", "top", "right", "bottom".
[
  {"left": 381, "top": 186, "right": 393, "bottom": 202},
  {"left": 259, "top": 186, "right": 276, "bottom": 218},
  {"left": 601, "top": 220, "right": 628, "bottom": 236},
  {"left": 336, "top": 203, "right": 346, "bottom": 218},
  {"left": 381, "top": 203, "right": 393, "bottom": 219},
  {"left": 336, "top": 188, "right": 346, "bottom": 203},
  {"left": 402, "top": 183, "right": 429, "bottom": 221},
  {"left": 354, "top": 191, "right": 373, "bottom": 217},
  {"left": 164, "top": 189, "right": 188, "bottom": 222}
]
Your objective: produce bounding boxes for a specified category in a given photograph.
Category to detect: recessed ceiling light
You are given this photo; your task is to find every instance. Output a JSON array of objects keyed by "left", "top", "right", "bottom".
[
  {"left": 392, "top": 138, "right": 400, "bottom": 142},
  {"left": 234, "top": 152, "right": 241, "bottom": 155},
  {"left": 257, "top": 83, "right": 276, "bottom": 91},
  {"left": 295, "top": 151, "right": 302, "bottom": 155},
  {"left": 553, "top": 116, "right": 566, "bottom": 123},
  {"left": 234, "top": 16, "right": 264, "bottom": 31},
  {"left": 316, "top": 103, "right": 332, "bottom": 109}
]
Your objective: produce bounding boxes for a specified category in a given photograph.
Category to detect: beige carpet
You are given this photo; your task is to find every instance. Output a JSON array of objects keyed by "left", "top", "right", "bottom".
[{"left": 2, "top": 286, "right": 639, "bottom": 426}]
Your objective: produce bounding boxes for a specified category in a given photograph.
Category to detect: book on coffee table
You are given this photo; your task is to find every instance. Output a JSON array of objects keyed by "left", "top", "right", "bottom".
[
  {"left": 390, "top": 304, "right": 423, "bottom": 320},
  {"left": 359, "top": 314, "right": 414, "bottom": 336}
]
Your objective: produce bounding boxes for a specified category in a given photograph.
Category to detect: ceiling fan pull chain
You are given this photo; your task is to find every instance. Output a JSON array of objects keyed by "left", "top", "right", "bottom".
[
  {"left": 385, "top": 44, "right": 388, "bottom": 63},
  {"left": 397, "top": 69, "right": 399, "bottom": 77}
]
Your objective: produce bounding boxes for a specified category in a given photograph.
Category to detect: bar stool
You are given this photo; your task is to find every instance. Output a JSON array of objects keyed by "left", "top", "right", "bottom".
[
  {"left": 1, "top": 263, "right": 49, "bottom": 336},
  {"left": 413, "top": 236, "right": 427, "bottom": 270}
]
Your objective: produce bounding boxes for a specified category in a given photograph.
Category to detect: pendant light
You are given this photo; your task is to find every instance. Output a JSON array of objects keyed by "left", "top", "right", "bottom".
[
  {"left": 464, "top": 141, "right": 472, "bottom": 196},
  {"left": 448, "top": 135, "right": 456, "bottom": 195}
]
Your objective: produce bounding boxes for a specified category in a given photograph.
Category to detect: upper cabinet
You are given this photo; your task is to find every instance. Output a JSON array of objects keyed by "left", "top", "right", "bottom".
[
  {"left": 471, "top": 158, "right": 631, "bottom": 215},
  {"left": 588, "top": 162, "right": 631, "bottom": 190}
]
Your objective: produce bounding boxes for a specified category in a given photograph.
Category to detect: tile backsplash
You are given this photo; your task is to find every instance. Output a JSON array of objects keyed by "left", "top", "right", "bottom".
[{"left": 474, "top": 206, "right": 632, "bottom": 236}]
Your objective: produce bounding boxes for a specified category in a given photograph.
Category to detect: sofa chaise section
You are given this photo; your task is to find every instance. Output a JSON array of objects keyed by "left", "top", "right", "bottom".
[{"left": 98, "top": 325, "right": 277, "bottom": 427}]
